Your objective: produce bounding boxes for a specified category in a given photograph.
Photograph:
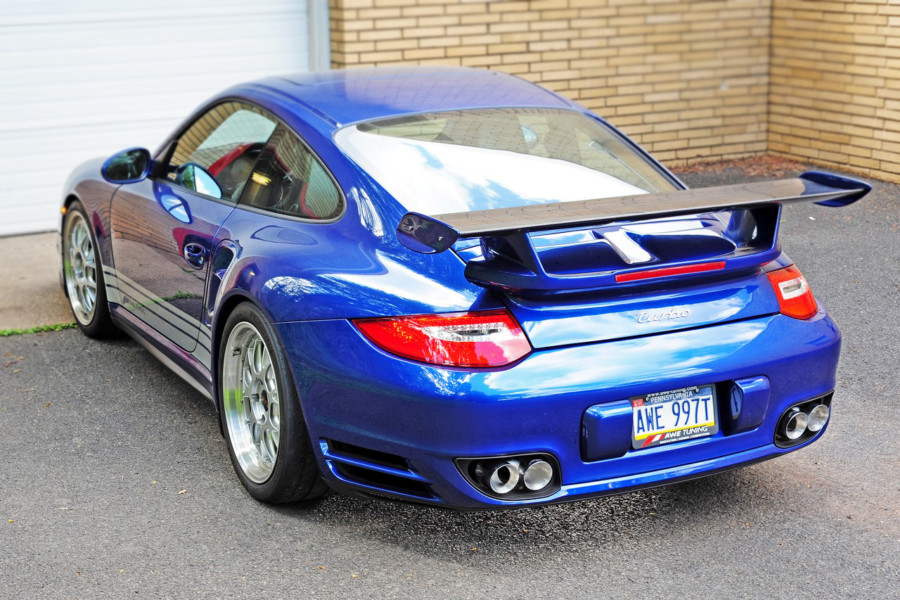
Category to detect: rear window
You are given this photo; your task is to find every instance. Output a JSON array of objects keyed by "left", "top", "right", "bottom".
[{"left": 334, "top": 108, "right": 677, "bottom": 215}]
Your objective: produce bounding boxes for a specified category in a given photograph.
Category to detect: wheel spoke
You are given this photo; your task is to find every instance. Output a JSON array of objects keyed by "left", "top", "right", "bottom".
[
  {"left": 242, "top": 355, "right": 254, "bottom": 387},
  {"left": 80, "top": 233, "right": 91, "bottom": 257},
  {"left": 257, "top": 426, "right": 274, "bottom": 465},
  {"left": 74, "top": 229, "right": 84, "bottom": 254},
  {"left": 254, "top": 341, "right": 265, "bottom": 376},
  {"left": 257, "top": 436, "right": 268, "bottom": 463},
  {"left": 83, "top": 288, "right": 95, "bottom": 312},
  {"left": 260, "top": 348, "right": 272, "bottom": 373},
  {"left": 264, "top": 365, "right": 277, "bottom": 393},
  {"left": 246, "top": 342, "right": 258, "bottom": 377},
  {"left": 268, "top": 401, "right": 280, "bottom": 448},
  {"left": 263, "top": 421, "right": 278, "bottom": 462}
]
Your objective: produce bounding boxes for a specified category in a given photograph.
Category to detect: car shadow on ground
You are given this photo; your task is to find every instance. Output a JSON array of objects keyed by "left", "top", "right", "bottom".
[{"left": 269, "top": 461, "right": 796, "bottom": 563}]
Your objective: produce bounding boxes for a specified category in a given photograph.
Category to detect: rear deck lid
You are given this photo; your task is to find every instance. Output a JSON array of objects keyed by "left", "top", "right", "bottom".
[{"left": 454, "top": 215, "right": 781, "bottom": 347}]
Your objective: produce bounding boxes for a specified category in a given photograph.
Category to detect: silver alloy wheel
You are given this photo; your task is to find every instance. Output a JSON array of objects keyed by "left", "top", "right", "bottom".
[
  {"left": 222, "top": 322, "right": 281, "bottom": 484},
  {"left": 63, "top": 211, "right": 98, "bottom": 325}
]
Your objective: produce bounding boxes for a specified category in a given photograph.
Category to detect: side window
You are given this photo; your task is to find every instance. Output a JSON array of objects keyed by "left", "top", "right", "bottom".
[
  {"left": 238, "top": 125, "right": 343, "bottom": 220},
  {"left": 167, "top": 101, "right": 277, "bottom": 201}
]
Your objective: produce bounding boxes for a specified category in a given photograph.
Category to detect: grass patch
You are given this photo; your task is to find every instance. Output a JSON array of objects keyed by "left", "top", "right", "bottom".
[{"left": 0, "top": 323, "right": 78, "bottom": 337}]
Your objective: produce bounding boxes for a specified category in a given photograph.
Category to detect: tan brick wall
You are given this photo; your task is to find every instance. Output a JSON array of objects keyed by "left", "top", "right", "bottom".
[
  {"left": 330, "top": 0, "right": 771, "bottom": 164},
  {"left": 770, "top": 1, "right": 900, "bottom": 183}
]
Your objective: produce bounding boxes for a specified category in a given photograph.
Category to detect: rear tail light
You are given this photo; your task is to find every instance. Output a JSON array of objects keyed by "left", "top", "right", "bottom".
[
  {"left": 766, "top": 264, "right": 818, "bottom": 320},
  {"left": 353, "top": 309, "right": 532, "bottom": 368}
]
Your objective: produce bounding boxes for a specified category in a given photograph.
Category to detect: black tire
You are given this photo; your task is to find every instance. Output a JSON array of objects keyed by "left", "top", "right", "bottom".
[
  {"left": 61, "top": 200, "right": 118, "bottom": 338},
  {"left": 218, "top": 303, "right": 326, "bottom": 503}
]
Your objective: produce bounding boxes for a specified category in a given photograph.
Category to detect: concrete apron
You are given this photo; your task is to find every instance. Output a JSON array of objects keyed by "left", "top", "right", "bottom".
[{"left": 0, "top": 232, "right": 73, "bottom": 330}]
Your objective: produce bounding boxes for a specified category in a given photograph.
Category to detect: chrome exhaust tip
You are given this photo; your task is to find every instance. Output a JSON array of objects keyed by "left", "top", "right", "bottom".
[
  {"left": 775, "top": 393, "right": 832, "bottom": 448},
  {"left": 783, "top": 409, "right": 808, "bottom": 440},
  {"left": 461, "top": 453, "right": 560, "bottom": 500},
  {"left": 487, "top": 460, "right": 521, "bottom": 495}
]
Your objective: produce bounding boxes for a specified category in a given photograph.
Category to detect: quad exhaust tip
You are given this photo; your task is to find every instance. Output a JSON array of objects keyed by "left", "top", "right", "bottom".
[
  {"left": 807, "top": 404, "right": 830, "bottom": 432},
  {"left": 775, "top": 395, "right": 832, "bottom": 448},
  {"left": 458, "top": 454, "right": 560, "bottom": 500},
  {"left": 488, "top": 459, "right": 521, "bottom": 494},
  {"left": 484, "top": 457, "right": 556, "bottom": 495},
  {"left": 784, "top": 409, "right": 808, "bottom": 440}
]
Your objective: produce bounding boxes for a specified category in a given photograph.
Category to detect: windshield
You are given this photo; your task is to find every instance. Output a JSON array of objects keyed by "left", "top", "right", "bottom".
[{"left": 334, "top": 108, "right": 677, "bottom": 215}]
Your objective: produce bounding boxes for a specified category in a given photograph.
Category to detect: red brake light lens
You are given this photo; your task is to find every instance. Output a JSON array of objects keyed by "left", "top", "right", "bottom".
[
  {"left": 615, "top": 261, "right": 726, "bottom": 283},
  {"left": 766, "top": 264, "right": 818, "bottom": 320},
  {"left": 353, "top": 309, "right": 532, "bottom": 368}
]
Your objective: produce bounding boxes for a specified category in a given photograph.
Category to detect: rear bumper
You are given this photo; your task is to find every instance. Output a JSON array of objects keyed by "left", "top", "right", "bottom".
[{"left": 276, "top": 309, "right": 840, "bottom": 509}]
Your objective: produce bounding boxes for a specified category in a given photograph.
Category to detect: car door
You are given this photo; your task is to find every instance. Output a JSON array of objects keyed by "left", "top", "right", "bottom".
[{"left": 109, "top": 101, "right": 278, "bottom": 353}]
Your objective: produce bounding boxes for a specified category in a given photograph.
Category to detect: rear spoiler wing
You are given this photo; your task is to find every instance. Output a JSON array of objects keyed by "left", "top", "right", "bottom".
[{"left": 396, "top": 171, "right": 870, "bottom": 292}]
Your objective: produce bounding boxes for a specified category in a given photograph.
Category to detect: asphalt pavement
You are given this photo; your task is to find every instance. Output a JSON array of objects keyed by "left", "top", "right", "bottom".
[{"left": 0, "top": 159, "right": 897, "bottom": 599}]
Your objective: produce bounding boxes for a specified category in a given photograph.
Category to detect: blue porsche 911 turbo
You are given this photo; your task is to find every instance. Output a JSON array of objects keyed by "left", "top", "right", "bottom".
[{"left": 60, "top": 67, "right": 870, "bottom": 508}]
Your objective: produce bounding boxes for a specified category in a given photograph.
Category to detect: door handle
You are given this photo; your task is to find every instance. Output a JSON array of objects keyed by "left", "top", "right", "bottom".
[{"left": 183, "top": 243, "right": 207, "bottom": 268}]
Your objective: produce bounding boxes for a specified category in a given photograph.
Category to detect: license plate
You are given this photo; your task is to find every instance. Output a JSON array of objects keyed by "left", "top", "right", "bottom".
[{"left": 631, "top": 385, "right": 718, "bottom": 450}]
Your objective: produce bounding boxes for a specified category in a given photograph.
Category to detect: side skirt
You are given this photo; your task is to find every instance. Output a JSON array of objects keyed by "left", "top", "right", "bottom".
[{"left": 111, "top": 305, "right": 214, "bottom": 402}]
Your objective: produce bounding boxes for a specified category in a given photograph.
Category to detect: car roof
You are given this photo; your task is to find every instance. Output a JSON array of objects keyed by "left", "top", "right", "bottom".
[{"left": 235, "top": 67, "right": 581, "bottom": 133}]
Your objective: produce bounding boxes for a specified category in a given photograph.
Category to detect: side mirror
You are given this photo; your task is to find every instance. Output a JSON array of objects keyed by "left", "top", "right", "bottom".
[
  {"left": 101, "top": 148, "right": 152, "bottom": 183},
  {"left": 175, "top": 163, "right": 222, "bottom": 199}
]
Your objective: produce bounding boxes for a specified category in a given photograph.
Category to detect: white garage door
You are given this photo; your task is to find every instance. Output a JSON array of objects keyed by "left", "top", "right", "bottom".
[{"left": 0, "top": 0, "right": 326, "bottom": 236}]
